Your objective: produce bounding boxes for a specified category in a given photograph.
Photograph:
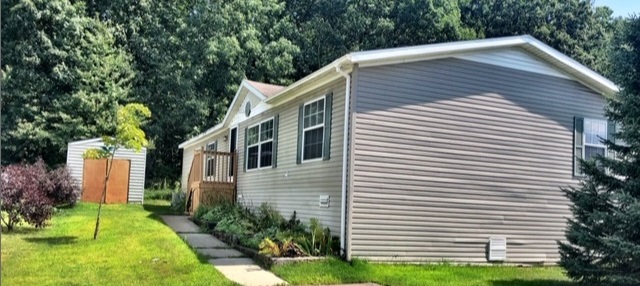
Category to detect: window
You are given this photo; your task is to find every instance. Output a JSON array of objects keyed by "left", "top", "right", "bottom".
[
  {"left": 246, "top": 118, "right": 274, "bottom": 170},
  {"left": 245, "top": 101, "right": 252, "bottom": 117},
  {"left": 302, "top": 97, "right": 325, "bottom": 161},
  {"left": 584, "top": 119, "right": 607, "bottom": 161},
  {"left": 205, "top": 142, "right": 216, "bottom": 177}
]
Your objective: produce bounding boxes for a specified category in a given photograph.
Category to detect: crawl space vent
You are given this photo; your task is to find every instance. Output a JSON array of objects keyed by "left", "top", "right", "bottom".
[
  {"left": 319, "top": 195, "right": 330, "bottom": 208},
  {"left": 488, "top": 236, "right": 507, "bottom": 261}
]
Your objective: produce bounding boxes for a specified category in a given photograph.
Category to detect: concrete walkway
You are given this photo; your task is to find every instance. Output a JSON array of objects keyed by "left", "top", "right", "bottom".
[{"left": 161, "top": 215, "right": 287, "bottom": 286}]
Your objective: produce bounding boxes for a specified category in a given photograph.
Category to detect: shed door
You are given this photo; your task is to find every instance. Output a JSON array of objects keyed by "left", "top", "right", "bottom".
[{"left": 82, "top": 159, "right": 131, "bottom": 204}]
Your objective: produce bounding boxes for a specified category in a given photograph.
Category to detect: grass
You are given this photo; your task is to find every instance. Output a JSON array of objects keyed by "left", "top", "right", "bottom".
[
  {"left": 272, "top": 257, "right": 573, "bottom": 286},
  {"left": 1, "top": 200, "right": 236, "bottom": 286}
]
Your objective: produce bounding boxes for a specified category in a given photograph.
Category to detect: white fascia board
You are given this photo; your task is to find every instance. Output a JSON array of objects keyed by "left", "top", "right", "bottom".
[
  {"left": 220, "top": 81, "right": 260, "bottom": 128},
  {"left": 179, "top": 80, "right": 269, "bottom": 149},
  {"left": 241, "top": 79, "right": 267, "bottom": 100},
  {"left": 522, "top": 36, "right": 619, "bottom": 95},
  {"left": 350, "top": 35, "right": 618, "bottom": 95},
  {"left": 266, "top": 55, "right": 351, "bottom": 104},
  {"left": 68, "top": 137, "right": 103, "bottom": 146},
  {"left": 351, "top": 36, "right": 528, "bottom": 66},
  {"left": 178, "top": 124, "right": 225, "bottom": 149}
]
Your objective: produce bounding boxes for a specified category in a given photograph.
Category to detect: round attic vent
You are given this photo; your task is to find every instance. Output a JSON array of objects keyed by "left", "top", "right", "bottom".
[{"left": 244, "top": 101, "right": 251, "bottom": 117}]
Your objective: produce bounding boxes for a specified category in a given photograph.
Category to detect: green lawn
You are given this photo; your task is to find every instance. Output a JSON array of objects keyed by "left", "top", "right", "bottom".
[
  {"left": 1, "top": 200, "right": 236, "bottom": 286},
  {"left": 272, "top": 257, "right": 573, "bottom": 286}
]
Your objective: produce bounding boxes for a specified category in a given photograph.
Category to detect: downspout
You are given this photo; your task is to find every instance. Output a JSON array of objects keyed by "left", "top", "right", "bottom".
[{"left": 335, "top": 64, "right": 351, "bottom": 258}]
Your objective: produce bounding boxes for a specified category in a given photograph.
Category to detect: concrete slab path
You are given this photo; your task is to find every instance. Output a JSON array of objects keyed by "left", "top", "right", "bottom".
[{"left": 161, "top": 215, "right": 287, "bottom": 286}]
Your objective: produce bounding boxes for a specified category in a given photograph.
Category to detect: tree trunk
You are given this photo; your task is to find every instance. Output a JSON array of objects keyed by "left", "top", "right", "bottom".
[{"left": 93, "top": 155, "right": 115, "bottom": 240}]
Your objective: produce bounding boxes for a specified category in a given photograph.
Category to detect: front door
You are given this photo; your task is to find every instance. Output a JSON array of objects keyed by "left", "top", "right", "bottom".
[{"left": 229, "top": 127, "right": 237, "bottom": 176}]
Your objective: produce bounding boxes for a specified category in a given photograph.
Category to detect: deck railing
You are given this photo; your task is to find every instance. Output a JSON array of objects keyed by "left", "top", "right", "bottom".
[
  {"left": 186, "top": 149, "right": 237, "bottom": 213},
  {"left": 188, "top": 150, "right": 237, "bottom": 187}
]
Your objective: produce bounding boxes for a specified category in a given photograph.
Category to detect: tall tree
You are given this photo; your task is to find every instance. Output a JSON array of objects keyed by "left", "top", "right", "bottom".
[
  {"left": 559, "top": 16, "right": 640, "bottom": 285},
  {"left": 84, "top": 103, "right": 151, "bottom": 240},
  {"left": 285, "top": 0, "right": 476, "bottom": 78},
  {"left": 86, "top": 0, "right": 299, "bottom": 184},
  {"left": 460, "top": 0, "right": 615, "bottom": 76},
  {"left": 1, "top": 0, "right": 134, "bottom": 166}
]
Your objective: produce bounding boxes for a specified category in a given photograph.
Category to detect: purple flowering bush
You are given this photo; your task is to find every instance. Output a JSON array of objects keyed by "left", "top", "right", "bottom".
[{"left": 1, "top": 159, "right": 80, "bottom": 230}]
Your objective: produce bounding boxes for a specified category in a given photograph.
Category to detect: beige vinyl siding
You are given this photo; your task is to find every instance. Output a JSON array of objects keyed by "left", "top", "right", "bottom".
[
  {"left": 348, "top": 57, "right": 606, "bottom": 264},
  {"left": 237, "top": 78, "right": 346, "bottom": 233}
]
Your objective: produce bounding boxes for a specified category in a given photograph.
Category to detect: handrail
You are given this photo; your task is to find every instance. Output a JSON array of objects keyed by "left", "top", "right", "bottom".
[{"left": 191, "top": 150, "right": 236, "bottom": 185}]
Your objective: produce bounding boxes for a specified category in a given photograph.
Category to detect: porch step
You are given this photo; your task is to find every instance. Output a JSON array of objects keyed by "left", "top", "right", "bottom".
[{"left": 198, "top": 248, "right": 246, "bottom": 259}]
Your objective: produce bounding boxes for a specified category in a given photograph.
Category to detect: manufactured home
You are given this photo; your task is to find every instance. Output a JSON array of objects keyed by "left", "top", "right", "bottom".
[{"left": 178, "top": 35, "right": 617, "bottom": 264}]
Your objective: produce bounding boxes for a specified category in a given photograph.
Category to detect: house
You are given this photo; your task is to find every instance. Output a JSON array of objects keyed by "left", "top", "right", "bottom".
[{"left": 178, "top": 35, "right": 618, "bottom": 264}]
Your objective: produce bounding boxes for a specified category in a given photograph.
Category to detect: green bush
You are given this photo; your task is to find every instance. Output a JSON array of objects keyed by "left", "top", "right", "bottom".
[
  {"left": 256, "top": 203, "right": 284, "bottom": 230},
  {"left": 194, "top": 201, "right": 338, "bottom": 257},
  {"left": 170, "top": 191, "right": 186, "bottom": 213},
  {"left": 193, "top": 204, "right": 214, "bottom": 224},
  {"left": 144, "top": 189, "right": 173, "bottom": 200}
]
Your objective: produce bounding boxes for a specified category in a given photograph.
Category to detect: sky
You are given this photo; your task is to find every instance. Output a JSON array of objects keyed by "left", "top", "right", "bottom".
[{"left": 595, "top": 0, "right": 640, "bottom": 17}]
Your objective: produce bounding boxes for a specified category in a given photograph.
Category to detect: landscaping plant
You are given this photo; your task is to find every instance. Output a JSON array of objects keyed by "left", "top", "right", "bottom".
[
  {"left": 558, "top": 17, "right": 640, "bottom": 286},
  {"left": 83, "top": 103, "right": 151, "bottom": 240},
  {"left": 0, "top": 160, "right": 80, "bottom": 230}
]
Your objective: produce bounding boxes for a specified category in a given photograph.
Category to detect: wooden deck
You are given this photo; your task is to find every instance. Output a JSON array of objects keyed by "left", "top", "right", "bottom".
[{"left": 186, "top": 150, "right": 238, "bottom": 214}]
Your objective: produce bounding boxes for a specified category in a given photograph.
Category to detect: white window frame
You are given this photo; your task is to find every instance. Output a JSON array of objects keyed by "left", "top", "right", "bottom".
[
  {"left": 583, "top": 118, "right": 607, "bottom": 161},
  {"left": 301, "top": 96, "right": 325, "bottom": 163},
  {"left": 246, "top": 117, "right": 274, "bottom": 171}
]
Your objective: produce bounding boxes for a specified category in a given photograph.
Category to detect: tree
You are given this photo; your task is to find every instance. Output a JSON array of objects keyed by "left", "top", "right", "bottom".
[
  {"left": 86, "top": 0, "right": 299, "bottom": 185},
  {"left": 1, "top": 0, "right": 134, "bottom": 166},
  {"left": 459, "top": 0, "right": 615, "bottom": 76},
  {"left": 85, "top": 103, "right": 151, "bottom": 240},
  {"left": 558, "top": 16, "right": 640, "bottom": 286},
  {"left": 285, "top": 0, "right": 475, "bottom": 78}
]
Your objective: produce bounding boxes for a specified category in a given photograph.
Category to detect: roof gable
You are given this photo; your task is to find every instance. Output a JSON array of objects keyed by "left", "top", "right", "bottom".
[
  {"left": 181, "top": 35, "right": 618, "bottom": 148},
  {"left": 266, "top": 35, "right": 617, "bottom": 104},
  {"left": 178, "top": 79, "right": 270, "bottom": 148}
]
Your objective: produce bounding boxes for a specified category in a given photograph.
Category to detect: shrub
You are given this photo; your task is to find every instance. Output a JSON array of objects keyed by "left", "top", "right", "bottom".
[
  {"left": 192, "top": 204, "right": 213, "bottom": 224},
  {"left": 295, "top": 218, "right": 339, "bottom": 256},
  {"left": 170, "top": 190, "right": 186, "bottom": 213},
  {"left": 0, "top": 162, "right": 55, "bottom": 230},
  {"left": 145, "top": 189, "right": 173, "bottom": 201},
  {"left": 257, "top": 203, "right": 284, "bottom": 230},
  {"left": 258, "top": 237, "right": 305, "bottom": 258},
  {"left": 46, "top": 167, "right": 80, "bottom": 206},
  {"left": 194, "top": 201, "right": 338, "bottom": 257}
]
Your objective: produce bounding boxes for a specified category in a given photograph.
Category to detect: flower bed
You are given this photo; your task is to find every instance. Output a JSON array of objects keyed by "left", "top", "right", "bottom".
[{"left": 192, "top": 202, "right": 339, "bottom": 261}]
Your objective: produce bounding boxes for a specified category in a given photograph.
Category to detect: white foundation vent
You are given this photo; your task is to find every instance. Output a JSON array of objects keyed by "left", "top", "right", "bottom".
[
  {"left": 319, "top": 195, "right": 330, "bottom": 208},
  {"left": 488, "top": 236, "right": 507, "bottom": 261}
]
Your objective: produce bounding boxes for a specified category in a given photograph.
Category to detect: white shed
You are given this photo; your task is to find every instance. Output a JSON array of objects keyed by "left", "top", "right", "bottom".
[{"left": 66, "top": 138, "right": 147, "bottom": 203}]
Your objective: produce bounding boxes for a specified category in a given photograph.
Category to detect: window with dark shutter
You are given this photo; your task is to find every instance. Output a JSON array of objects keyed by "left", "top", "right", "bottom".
[
  {"left": 246, "top": 117, "right": 274, "bottom": 170},
  {"left": 298, "top": 93, "right": 333, "bottom": 163}
]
